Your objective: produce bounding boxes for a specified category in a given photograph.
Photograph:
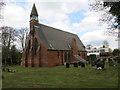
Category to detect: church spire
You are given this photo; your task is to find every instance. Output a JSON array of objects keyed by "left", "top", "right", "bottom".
[
  {"left": 30, "top": 3, "right": 38, "bottom": 17},
  {"left": 30, "top": 3, "right": 38, "bottom": 21},
  {"left": 30, "top": 3, "right": 39, "bottom": 33}
]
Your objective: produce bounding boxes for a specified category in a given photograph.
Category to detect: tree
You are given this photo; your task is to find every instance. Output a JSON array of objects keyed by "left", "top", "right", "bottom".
[
  {"left": 89, "top": 0, "right": 120, "bottom": 28},
  {"left": 89, "top": 54, "right": 97, "bottom": 60},
  {"left": 17, "top": 27, "right": 28, "bottom": 51},
  {"left": 10, "top": 45, "right": 18, "bottom": 65},
  {"left": 17, "top": 52, "right": 22, "bottom": 65},
  {"left": 112, "top": 49, "right": 120, "bottom": 56},
  {"left": 89, "top": 0, "right": 120, "bottom": 49},
  {"left": 2, "top": 46, "right": 9, "bottom": 65},
  {"left": 103, "top": 2, "right": 120, "bottom": 27},
  {"left": 1, "top": 26, "right": 16, "bottom": 66},
  {"left": 1, "top": 26, "right": 16, "bottom": 49},
  {"left": 88, "top": 54, "right": 97, "bottom": 64},
  {"left": 2, "top": 45, "right": 22, "bottom": 66}
]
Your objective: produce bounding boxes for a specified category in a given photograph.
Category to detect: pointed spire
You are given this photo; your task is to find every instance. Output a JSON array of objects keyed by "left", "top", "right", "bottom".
[{"left": 30, "top": 3, "right": 38, "bottom": 17}]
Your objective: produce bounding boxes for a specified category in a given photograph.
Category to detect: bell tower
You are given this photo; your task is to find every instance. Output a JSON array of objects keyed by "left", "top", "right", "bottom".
[{"left": 30, "top": 3, "right": 39, "bottom": 32}]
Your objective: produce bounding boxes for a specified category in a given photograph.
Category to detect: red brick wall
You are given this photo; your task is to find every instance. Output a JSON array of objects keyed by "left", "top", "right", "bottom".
[
  {"left": 21, "top": 49, "right": 87, "bottom": 67},
  {"left": 46, "top": 51, "right": 62, "bottom": 67},
  {"left": 79, "top": 51, "right": 87, "bottom": 60},
  {"left": 71, "top": 38, "right": 78, "bottom": 55}
]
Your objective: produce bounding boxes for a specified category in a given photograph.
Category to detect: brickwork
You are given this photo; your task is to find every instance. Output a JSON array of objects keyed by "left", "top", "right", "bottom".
[{"left": 71, "top": 38, "right": 78, "bottom": 55}]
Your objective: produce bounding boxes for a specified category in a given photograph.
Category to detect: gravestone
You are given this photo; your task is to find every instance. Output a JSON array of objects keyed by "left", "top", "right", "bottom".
[
  {"left": 78, "top": 62, "right": 81, "bottom": 66},
  {"left": 113, "top": 58, "right": 117, "bottom": 63},
  {"left": 91, "top": 60, "right": 96, "bottom": 66},
  {"left": 74, "top": 63, "right": 78, "bottom": 67},
  {"left": 108, "top": 58, "right": 112, "bottom": 62},
  {"left": 97, "top": 59, "right": 100, "bottom": 63},
  {"left": 96, "top": 61, "right": 104, "bottom": 70},
  {"left": 66, "top": 63, "right": 70, "bottom": 68},
  {"left": 101, "top": 62, "right": 104, "bottom": 69},
  {"left": 108, "top": 58, "right": 114, "bottom": 66},
  {"left": 81, "top": 62, "right": 85, "bottom": 67},
  {"left": 116, "top": 57, "right": 120, "bottom": 63},
  {"left": 2, "top": 68, "right": 5, "bottom": 72},
  {"left": 102, "top": 59, "right": 106, "bottom": 65},
  {"left": 7, "top": 68, "right": 11, "bottom": 72},
  {"left": 109, "top": 61, "right": 114, "bottom": 66}
]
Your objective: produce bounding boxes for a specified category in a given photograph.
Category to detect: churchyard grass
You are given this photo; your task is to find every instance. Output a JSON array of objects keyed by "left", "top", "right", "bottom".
[{"left": 2, "top": 63, "right": 118, "bottom": 88}]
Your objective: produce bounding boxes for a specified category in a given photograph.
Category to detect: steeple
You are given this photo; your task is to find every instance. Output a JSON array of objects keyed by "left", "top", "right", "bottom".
[
  {"left": 30, "top": 3, "right": 38, "bottom": 21},
  {"left": 30, "top": 3, "right": 39, "bottom": 34}
]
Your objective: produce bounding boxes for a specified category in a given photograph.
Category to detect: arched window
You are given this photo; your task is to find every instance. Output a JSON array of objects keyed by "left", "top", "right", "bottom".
[
  {"left": 64, "top": 52, "right": 67, "bottom": 61},
  {"left": 34, "top": 38, "right": 38, "bottom": 55}
]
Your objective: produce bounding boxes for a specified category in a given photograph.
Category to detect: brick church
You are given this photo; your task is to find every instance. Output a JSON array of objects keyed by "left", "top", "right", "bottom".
[{"left": 21, "top": 4, "right": 87, "bottom": 67}]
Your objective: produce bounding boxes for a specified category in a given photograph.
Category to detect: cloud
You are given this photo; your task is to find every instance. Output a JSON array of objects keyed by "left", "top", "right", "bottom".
[
  {"left": 1, "top": 3, "right": 29, "bottom": 28},
  {"left": 81, "top": 30, "right": 118, "bottom": 49}
]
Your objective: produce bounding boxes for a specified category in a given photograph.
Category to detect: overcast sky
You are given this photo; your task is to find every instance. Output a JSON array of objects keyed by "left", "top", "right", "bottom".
[{"left": 1, "top": 0, "right": 118, "bottom": 49}]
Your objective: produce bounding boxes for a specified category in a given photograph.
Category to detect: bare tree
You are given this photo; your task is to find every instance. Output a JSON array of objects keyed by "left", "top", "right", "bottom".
[
  {"left": 89, "top": 0, "right": 118, "bottom": 27},
  {"left": 0, "top": 26, "right": 16, "bottom": 65},
  {"left": 1, "top": 26, "right": 16, "bottom": 48},
  {"left": 17, "top": 27, "right": 29, "bottom": 51},
  {"left": 89, "top": 0, "right": 120, "bottom": 49}
]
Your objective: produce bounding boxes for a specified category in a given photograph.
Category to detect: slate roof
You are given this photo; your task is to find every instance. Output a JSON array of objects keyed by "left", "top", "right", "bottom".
[
  {"left": 35, "top": 24, "right": 86, "bottom": 51},
  {"left": 30, "top": 3, "right": 38, "bottom": 16}
]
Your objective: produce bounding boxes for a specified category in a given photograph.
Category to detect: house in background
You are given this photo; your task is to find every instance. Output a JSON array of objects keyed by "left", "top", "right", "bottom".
[
  {"left": 21, "top": 4, "right": 87, "bottom": 67},
  {"left": 86, "top": 42, "right": 112, "bottom": 57}
]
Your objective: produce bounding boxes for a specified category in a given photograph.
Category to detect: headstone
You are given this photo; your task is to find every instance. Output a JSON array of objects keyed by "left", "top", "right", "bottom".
[
  {"left": 81, "top": 62, "right": 85, "bottom": 67},
  {"left": 109, "top": 61, "right": 114, "bottom": 66},
  {"left": 108, "top": 58, "right": 112, "bottom": 62},
  {"left": 113, "top": 58, "right": 117, "bottom": 63},
  {"left": 102, "top": 59, "right": 105, "bottom": 65},
  {"left": 74, "top": 63, "right": 78, "bottom": 67},
  {"left": 116, "top": 57, "right": 120, "bottom": 63},
  {"left": 78, "top": 62, "right": 81, "bottom": 66},
  {"left": 7, "top": 68, "right": 10, "bottom": 72},
  {"left": 91, "top": 61, "right": 96, "bottom": 66},
  {"left": 101, "top": 62, "right": 104, "bottom": 69},
  {"left": 2, "top": 68, "right": 5, "bottom": 72},
  {"left": 97, "top": 59, "right": 100, "bottom": 63},
  {"left": 66, "top": 63, "right": 70, "bottom": 68},
  {"left": 96, "top": 61, "right": 104, "bottom": 70}
]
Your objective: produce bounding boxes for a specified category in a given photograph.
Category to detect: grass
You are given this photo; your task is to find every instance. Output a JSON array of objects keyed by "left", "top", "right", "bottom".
[{"left": 2, "top": 63, "right": 119, "bottom": 88}]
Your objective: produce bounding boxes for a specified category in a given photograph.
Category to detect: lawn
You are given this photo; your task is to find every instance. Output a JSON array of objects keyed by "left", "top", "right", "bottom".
[{"left": 2, "top": 63, "right": 118, "bottom": 88}]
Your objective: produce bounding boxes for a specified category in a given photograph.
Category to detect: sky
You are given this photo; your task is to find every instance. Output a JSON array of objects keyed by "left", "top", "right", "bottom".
[{"left": 1, "top": 0, "right": 118, "bottom": 50}]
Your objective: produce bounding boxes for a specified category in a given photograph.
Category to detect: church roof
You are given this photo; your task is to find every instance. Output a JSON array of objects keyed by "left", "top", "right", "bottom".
[
  {"left": 30, "top": 3, "right": 38, "bottom": 16},
  {"left": 35, "top": 24, "right": 86, "bottom": 51}
]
